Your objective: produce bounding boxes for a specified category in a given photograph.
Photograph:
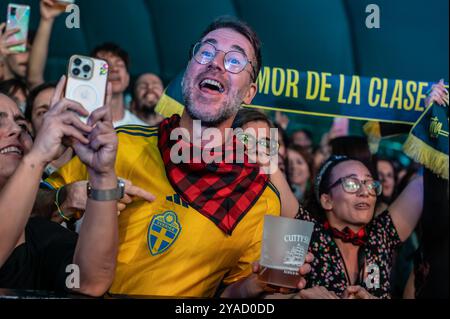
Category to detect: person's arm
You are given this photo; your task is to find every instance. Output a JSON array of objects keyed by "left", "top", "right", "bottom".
[
  {"left": 270, "top": 168, "right": 299, "bottom": 218},
  {"left": 0, "top": 153, "right": 46, "bottom": 267},
  {"left": 389, "top": 173, "right": 423, "bottom": 242},
  {"left": 389, "top": 81, "right": 448, "bottom": 242},
  {"left": 27, "top": 0, "right": 63, "bottom": 88},
  {"left": 68, "top": 83, "right": 120, "bottom": 296},
  {"left": 0, "top": 76, "right": 91, "bottom": 268}
]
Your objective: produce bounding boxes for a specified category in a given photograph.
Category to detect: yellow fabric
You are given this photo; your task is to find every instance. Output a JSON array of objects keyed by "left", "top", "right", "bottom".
[
  {"left": 46, "top": 125, "right": 281, "bottom": 297},
  {"left": 155, "top": 92, "right": 184, "bottom": 118},
  {"left": 403, "top": 133, "right": 449, "bottom": 179}
]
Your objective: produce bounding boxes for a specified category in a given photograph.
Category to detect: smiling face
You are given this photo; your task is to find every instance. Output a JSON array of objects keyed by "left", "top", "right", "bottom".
[
  {"left": 95, "top": 51, "right": 130, "bottom": 95},
  {"left": 134, "top": 73, "right": 164, "bottom": 113},
  {"left": 0, "top": 94, "right": 33, "bottom": 186},
  {"left": 320, "top": 160, "right": 377, "bottom": 229},
  {"left": 287, "top": 149, "right": 311, "bottom": 186},
  {"left": 182, "top": 28, "right": 257, "bottom": 127}
]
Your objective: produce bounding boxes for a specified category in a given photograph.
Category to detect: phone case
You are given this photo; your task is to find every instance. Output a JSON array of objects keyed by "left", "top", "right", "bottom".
[
  {"left": 65, "top": 55, "right": 109, "bottom": 120},
  {"left": 6, "top": 4, "right": 30, "bottom": 53}
]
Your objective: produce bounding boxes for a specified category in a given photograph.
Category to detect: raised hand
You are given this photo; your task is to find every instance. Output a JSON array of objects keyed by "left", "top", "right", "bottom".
[
  {"left": 28, "top": 75, "right": 92, "bottom": 167},
  {"left": 0, "top": 23, "right": 25, "bottom": 57},
  {"left": 71, "top": 83, "right": 117, "bottom": 178},
  {"left": 40, "top": 0, "right": 65, "bottom": 21},
  {"left": 425, "top": 79, "right": 449, "bottom": 107}
]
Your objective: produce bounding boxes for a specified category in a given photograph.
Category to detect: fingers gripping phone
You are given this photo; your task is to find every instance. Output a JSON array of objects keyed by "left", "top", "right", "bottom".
[
  {"left": 6, "top": 3, "right": 30, "bottom": 53},
  {"left": 65, "top": 55, "right": 109, "bottom": 122}
]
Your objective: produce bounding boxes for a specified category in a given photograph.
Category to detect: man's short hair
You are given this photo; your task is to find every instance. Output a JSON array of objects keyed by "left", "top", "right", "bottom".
[
  {"left": 91, "top": 42, "right": 130, "bottom": 71},
  {"left": 196, "top": 16, "right": 262, "bottom": 83}
]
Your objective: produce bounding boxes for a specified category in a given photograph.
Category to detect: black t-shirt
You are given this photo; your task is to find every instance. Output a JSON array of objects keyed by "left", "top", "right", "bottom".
[
  {"left": 0, "top": 217, "right": 78, "bottom": 293},
  {"left": 416, "top": 169, "right": 449, "bottom": 298}
]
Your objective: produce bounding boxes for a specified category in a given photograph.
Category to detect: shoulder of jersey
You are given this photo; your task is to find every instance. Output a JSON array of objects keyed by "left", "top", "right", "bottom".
[{"left": 115, "top": 125, "right": 159, "bottom": 139}]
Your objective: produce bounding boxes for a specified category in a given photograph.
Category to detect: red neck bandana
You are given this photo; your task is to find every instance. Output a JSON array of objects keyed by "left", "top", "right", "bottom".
[{"left": 158, "top": 115, "right": 269, "bottom": 235}]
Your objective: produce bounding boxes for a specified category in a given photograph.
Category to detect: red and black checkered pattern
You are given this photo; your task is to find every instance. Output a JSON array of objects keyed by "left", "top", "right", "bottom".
[{"left": 158, "top": 115, "right": 269, "bottom": 235}]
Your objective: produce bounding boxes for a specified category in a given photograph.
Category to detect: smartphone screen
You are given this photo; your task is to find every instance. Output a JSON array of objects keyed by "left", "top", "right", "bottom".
[
  {"left": 6, "top": 4, "right": 30, "bottom": 53},
  {"left": 65, "top": 55, "right": 109, "bottom": 122}
]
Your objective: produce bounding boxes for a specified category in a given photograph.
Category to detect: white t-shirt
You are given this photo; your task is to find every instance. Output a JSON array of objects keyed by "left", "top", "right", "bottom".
[{"left": 113, "top": 109, "right": 148, "bottom": 128}]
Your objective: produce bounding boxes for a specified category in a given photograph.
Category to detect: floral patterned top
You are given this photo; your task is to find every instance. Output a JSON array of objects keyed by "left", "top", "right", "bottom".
[{"left": 296, "top": 207, "right": 402, "bottom": 298}]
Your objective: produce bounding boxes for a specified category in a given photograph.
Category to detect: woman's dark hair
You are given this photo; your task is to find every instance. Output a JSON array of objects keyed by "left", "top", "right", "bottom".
[
  {"left": 25, "top": 82, "right": 56, "bottom": 122},
  {"left": 196, "top": 16, "right": 262, "bottom": 83},
  {"left": 0, "top": 79, "right": 28, "bottom": 99},
  {"left": 330, "top": 135, "right": 377, "bottom": 179},
  {"left": 232, "top": 108, "right": 273, "bottom": 129}
]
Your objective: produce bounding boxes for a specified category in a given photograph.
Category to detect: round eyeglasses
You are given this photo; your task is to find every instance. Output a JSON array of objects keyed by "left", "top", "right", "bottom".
[
  {"left": 192, "top": 41, "right": 256, "bottom": 80},
  {"left": 327, "top": 176, "right": 382, "bottom": 196},
  {"left": 236, "top": 132, "right": 280, "bottom": 156}
]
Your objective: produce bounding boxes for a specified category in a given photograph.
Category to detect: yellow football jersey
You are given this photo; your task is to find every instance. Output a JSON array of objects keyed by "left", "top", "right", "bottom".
[{"left": 46, "top": 125, "right": 281, "bottom": 297}]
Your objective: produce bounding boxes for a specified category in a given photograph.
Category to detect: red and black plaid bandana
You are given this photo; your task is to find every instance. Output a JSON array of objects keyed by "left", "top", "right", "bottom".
[{"left": 158, "top": 115, "right": 269, "bottom": 235}]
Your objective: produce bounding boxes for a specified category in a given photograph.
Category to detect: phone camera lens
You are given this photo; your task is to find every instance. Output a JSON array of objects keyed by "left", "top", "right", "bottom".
[
  {"left": 82, "top": 65, "right": 91, "bottom": 73},
  {"left": 11, "top": 8, "right": 17, "bottom": 16},
  {"left": 72, "top": 68, "right": 81, "bottom": 76},
  {"left": 74, "top": 58, "right": 82, "bottom": 66}
]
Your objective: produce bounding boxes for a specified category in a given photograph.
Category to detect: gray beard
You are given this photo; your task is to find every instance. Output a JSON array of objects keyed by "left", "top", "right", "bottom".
[{"left": 182, "top": 81, "right": 242, "bottom": 127}]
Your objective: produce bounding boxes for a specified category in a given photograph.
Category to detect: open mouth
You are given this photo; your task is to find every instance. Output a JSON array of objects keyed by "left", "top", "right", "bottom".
[
  {"left": 355, "top": 202, "right": 371, "bottom": 209},
  {"left": 198, "top": 78, "right": 225, "bottom": 94},
  {"left": 0, "top": 145, "right": 23, "bottom": 156}
]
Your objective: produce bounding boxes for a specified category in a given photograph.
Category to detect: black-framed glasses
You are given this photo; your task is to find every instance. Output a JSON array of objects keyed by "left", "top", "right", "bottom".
[
  {"left": 327, "top": 176, "right": 382, "bottom": 196},
  {"left": 236, "top": 132, "right": 280, "bottom": 156},
  {"left": 192, "top": 41, "right": 256, "bottom": 80}
]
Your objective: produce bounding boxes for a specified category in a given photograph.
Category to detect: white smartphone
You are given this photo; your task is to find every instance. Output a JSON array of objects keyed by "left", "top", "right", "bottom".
[{"left": 65, "top": 55, "right": 109, "bottom": 122}]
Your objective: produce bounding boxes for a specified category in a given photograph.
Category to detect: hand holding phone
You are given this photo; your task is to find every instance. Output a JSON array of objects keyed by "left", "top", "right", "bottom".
[{"left": 5, "top": 3, "right": 30, "bottom": 53}]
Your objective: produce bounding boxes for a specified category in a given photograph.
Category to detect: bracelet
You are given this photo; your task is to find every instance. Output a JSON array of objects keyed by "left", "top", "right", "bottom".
[{"left": 54, "top": 186, "right": 70, "bottom": 222}]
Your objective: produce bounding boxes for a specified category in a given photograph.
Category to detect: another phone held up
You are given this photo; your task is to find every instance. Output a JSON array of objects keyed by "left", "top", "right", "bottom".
[
  {"left": 65, "top": 55, "right": 109, "bottom": 122},
  {"left": 6, "top": 3, "right": 30, "bottom": 53}
]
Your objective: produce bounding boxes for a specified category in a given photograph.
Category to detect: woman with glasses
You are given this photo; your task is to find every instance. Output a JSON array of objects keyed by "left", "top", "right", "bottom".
[
  {"left": 292, "top": 155, "right": 423, "bottom": 299},
  {"left": 232, "top": 108, "right": 299, "bottom": 218}
]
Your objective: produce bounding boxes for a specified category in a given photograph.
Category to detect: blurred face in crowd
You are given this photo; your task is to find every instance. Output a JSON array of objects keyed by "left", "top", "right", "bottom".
[
  {"left": 292, "top": 130, "right": 312, "bottom": 150},
  {"left": 5, "top": 50, "right": 30, "bottom": 79},
  {"left": 321, "top": 160, "right": 377, "bottom": 229},
  {"left": 182, "top": 28, "right": 257, "bottom": 127},
  {"left": 133, "top": 73, "right": 164, "bottom": 114},
  {"left": 287, "top": 149, "right": 310, "bottom": 186},
  {"left": 241, "top": 120, "right": 272, "bottom": 165},
  {"left": 0, "top": 94, "right": 33, "bottom": 186},
  {"left": 377, "top": 160, "right": 395, "bottom": 199},
  {"left": 31, "top": 87, "right": 55, "bottom": 133},
  {"left": 95, "top": 51, "right": 130, "bottom": 95}
]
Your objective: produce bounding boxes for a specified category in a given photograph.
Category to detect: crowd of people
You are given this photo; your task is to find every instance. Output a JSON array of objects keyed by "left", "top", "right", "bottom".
[{"left": 0, "top": 0, "right": 448, "bottom": 299}]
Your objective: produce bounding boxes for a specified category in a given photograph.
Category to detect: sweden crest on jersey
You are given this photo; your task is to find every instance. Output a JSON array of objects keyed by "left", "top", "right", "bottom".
[{"left": 148, "top": 211, "right": 181, "bottom": 256}]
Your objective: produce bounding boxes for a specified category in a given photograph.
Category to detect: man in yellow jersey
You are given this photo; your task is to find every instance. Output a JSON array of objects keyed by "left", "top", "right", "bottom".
[{"left": 45, "top": 16, "right": 312, "bottom": 298}]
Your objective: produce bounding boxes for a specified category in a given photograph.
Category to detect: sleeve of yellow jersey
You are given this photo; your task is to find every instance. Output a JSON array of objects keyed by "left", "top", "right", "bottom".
[
  {"left": 44, "top": 156, "right": 89, "bottom": 189},
  {"left": 221, "top": 188, "right": 281, "bottom": 286}
]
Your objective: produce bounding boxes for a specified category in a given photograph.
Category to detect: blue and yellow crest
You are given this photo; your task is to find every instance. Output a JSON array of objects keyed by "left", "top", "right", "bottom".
[{"left": 147, "top": 211, "right": 181, "bottom": 256}]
